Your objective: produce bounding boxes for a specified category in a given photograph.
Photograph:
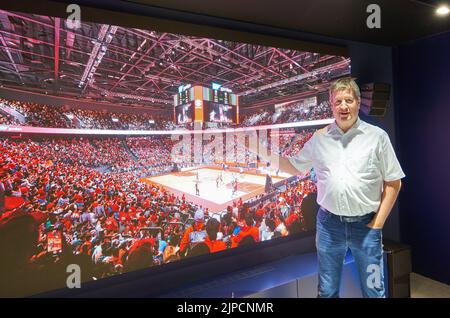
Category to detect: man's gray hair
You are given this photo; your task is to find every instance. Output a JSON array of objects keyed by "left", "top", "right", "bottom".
[{"left": 329, "top": 77, "right": 361, "bottom": 100}]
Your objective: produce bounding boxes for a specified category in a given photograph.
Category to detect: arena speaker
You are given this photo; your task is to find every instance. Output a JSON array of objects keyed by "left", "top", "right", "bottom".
[
  {"left": 383, "top": 239, "right": 412, "bottom": 298},
  {"left": 360, "top": 83, "right": 391, "bottom": 117}
]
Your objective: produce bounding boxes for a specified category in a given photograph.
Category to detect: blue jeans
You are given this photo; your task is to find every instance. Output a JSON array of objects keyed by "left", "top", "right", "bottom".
[{"left": 316, "top": 207, "right": 385, "bottom": 298}]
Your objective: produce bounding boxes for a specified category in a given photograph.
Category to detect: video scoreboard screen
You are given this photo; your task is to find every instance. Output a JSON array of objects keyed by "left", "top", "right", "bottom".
[
  {"left": 204, "top": 101, "right": 236, "bottom": 123},
  {"left": 213, "top": 89, "right": 229, "bottom": 104},
  {"left": 179, "top": 89, "right": 190, "bottom": 105},
  {"left": 204, "top": 86, "right": 238, "bottom": 106},
  {"left": 174, "top": 86, "right": 194, "bottom": 107},
  {"left": 175, "top": 103, "right": 193, "bottom": 124}
]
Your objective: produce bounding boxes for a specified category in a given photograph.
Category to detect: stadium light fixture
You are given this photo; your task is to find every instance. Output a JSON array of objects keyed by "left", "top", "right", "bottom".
[
  {"left": 436, "top": 5, "right": 449, "bottom": 15},
  {"left": 79, "top": 25, "right": 118, "bottom": 89}
]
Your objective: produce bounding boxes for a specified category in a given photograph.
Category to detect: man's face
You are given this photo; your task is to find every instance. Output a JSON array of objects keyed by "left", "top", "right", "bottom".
[{"left": 330, "top": 88, "right": 360, "bottom": 129}]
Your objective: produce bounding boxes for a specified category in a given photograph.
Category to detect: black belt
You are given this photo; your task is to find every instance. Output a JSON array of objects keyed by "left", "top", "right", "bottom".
[{"left": 319, "top": 207, "right": 375, "bottom": 223}]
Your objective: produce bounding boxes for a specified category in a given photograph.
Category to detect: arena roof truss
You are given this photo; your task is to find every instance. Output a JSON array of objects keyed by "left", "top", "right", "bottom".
[{"left": 0, "top": 10, "right": 350, "bottom": 110}]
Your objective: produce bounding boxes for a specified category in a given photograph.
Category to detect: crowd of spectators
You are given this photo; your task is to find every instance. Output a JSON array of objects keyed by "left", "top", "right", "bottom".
[
  {"left": 0, "top": 136, "right": 200, "bottom": 296},
  {"left": 1, "top": 99, "right": 74, "bottom": 128},
  {"left": 0, "top": 128, "right": 319, "bottom": 297},
  {"left": 0, "top": 112, "right": 20, "bottom": 126},
  {"left": 240, "top": 101, "right": 332, "bottom": 127},
  {"left": 126, "top": 137, "right": 174, "bottom": 175},
  {"left": 0, "top": 98, "right": 174, "bottom": 131},
  {"left": 1, "top": 97, "right": 331, "bottom": 131},
  {"left": 275, "top": 129, "right": 315, "bottom": 158},
  {"left": 71, "top": 109, "right": 175, "bottom": 131},
  {"left": 240, "top": 110, "right": 275, "bottom": 127}
]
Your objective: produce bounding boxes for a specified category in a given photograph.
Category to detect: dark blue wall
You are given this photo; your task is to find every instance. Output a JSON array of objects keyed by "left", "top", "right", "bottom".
[
  {"left": 394, "top": 31, "right": 450, "bottom": 284},
  {"left": 348, "top": 42, "right": 400, "bottom": 242}
]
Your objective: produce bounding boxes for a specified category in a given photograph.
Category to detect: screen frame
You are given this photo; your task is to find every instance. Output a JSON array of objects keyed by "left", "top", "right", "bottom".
[{"left": 34, "top": 229, "right": 316, "bottom": 297}]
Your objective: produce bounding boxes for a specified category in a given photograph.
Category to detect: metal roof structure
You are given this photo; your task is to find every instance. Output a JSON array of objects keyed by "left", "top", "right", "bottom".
[{"left": 0, "top": 9, "right": 350, "bottom": 110}]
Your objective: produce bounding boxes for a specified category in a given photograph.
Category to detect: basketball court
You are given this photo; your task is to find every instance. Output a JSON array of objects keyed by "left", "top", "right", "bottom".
[{"left": 142, "top": 167, "right": 289, "bottom": 213}]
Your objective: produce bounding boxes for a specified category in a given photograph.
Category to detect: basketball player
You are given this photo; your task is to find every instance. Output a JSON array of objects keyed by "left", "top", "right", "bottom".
[
  {"left": 239, "top": 166, "right": 244, "bottom": 179},
  {"left": 195, "top": 181, "right": 200, "bottom": 196}
]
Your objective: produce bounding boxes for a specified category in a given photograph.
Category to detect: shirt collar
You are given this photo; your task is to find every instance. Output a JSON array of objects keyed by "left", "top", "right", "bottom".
[{"left": 328, "top": 117, "right": 366, "bottom": 135}]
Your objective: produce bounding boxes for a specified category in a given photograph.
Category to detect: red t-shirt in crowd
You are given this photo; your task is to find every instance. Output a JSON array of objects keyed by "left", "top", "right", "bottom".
[
  {"left": 55, "top": 190, "right": 65, "bottom": 198},
  {"left": 112, "top": 203, "right": 120, "bottom": 212},
  {"left": 204, "top": 237, "right": 227, "bottom": 253},
  {"left": 119, "top": 211, "right": 131, "bottom": 224},
  {"left": 19, "top": 186, "right": 30, "bottom": 195},
  {"left": 105, "top": 217, "right": 118, "bottom": 231},
  {"left": 74, "top": 193, "right": 83, "bottom": 203},
  {"left": 255, "top": 208, "right": 265, "bottom": 219},
  {"left": 231, "top": 226, "right": 259, "bottom": 248}
]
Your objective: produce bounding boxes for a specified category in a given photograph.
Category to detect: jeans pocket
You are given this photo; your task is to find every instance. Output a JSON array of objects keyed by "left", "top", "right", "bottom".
[
  {"left": 365, "top": 224, "right": 383, "bottom": 237},
  {"left": 364, "top": 213, "right": 377, "bottom": 229},
  {"left": 366, "top": 227, "right": 383, "bottom": 243}
]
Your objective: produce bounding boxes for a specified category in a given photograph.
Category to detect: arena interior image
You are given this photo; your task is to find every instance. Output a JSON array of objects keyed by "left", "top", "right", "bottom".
[{"left": 0, "top": 9, "right": 351, "bottom": 296}]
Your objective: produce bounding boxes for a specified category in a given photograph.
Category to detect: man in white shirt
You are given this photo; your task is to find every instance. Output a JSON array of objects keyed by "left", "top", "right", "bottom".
[{"left": 274, "top": 78, "right": 405, "bottom": 297}]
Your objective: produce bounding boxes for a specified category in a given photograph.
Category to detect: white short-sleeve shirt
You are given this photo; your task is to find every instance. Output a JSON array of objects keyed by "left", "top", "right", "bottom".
[{"left": 290, "top": 117, "right": 405, "bottom": 216}]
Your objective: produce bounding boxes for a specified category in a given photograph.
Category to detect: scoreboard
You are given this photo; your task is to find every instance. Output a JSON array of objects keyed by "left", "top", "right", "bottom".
[
  {"left": 179, "top": 89, "right": 190, "bottom": 104},
  {"left": 174, "top": 85, "right": 194, "bottom": 107},
  {"left": 173, "top": 84, "right": 239, "bottom": 124},
  {"left": 206, "top": 87, "right": 237, "bottom": 106},
  {"left": 213, "top": 89, "right": 229, "bottom": 104},
  {"left": 204, "top": 102, "right": 236, "bottom": 123}
]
